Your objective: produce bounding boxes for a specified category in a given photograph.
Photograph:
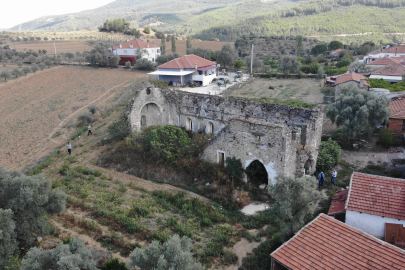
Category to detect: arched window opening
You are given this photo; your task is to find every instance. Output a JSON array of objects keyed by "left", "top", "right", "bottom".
[
  {"left": 187, "top": 118, "right": 193, "bottom": 131},
  {"left": 208, "top": 122, "right": 214, "bottom": 134},
  {"left": 141, "top": 115, "right": 146, "bottom": 126}
]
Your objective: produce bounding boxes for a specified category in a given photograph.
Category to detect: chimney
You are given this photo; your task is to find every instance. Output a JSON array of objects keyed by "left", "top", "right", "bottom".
[
  {"left": 130, "top": 44, "right": 133, "bottom": 48},
  {"left": 147, "top": 43, "right": 149, "bottom": 48},
  {"left": 119, "top": 44, "right": 122, "bottom": 48},
  {"left": 195, "top": 63, "right": 197, "bottom": 70},
  {"left": 360, "top": 78, "right": 365, "bottom": 88}
]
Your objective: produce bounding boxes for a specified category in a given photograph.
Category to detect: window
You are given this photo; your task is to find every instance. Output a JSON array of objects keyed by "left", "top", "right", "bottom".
[
  {"left": 157, "top": 49, "right": 160, "bottom": 53},
  {"left": 187, "top": 118, "right": 193, "bottom": 131},
  {"left": 217, "top": 151, "right": 225, "bottom": 166},
  {"left": 255, "top": 136, "right": 261, "bottom": 143},
  {"left": 402, "top": 120, "right": 405, "bottom": 130},
  {"left": 207, "top": 122, "right": 214, "bottom": 134},
  {"left": 124, "top": 50, "right": 127, "bottom": 54}
]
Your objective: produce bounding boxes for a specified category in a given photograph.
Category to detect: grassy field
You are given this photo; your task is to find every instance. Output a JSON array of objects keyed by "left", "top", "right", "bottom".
[
  {"left": 0, "top": 66, "right": 145, "bottom": 169},
  {"left": 223, "top": 77, "right": 325, "bottom": 105}
]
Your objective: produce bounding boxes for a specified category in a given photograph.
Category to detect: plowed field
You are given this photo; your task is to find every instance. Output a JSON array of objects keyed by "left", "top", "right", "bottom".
[
  {"left": 0, "top": 66, "right": 146, "bottom": 169},
  {"left": 12, "top": 41, "right": 95, "bottom": 54}
]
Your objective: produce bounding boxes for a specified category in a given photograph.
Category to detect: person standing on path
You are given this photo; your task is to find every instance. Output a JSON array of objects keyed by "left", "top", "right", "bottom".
[
  {"left": 67, "top": 142, "right": 72, "bottom": 155},
  {"left": 318, "top": 172, "right": 325, "bottom": 188},
  {"left": 331, "top": 169, "right": 337, "bottom": 185},
  {"left": 88, "top": 125, "right": 92, "bottom": 136}
]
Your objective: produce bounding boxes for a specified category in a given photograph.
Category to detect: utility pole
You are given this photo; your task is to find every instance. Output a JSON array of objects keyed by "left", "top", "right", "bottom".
[{"left": 250, "top": 43, "right": 254, "bottom": 75}]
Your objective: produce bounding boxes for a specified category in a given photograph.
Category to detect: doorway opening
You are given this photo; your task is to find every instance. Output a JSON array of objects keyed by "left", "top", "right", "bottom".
[{"left": 245, "top": 160, "right": 268, "bottom": 185}]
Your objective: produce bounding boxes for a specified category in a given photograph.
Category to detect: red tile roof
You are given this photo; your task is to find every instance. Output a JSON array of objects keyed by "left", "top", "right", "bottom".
[
  {"left": 390, "top": 97, "right": 405, "bottom": 119},
  {"left": 346, "top": 172, "right": 405, "bottom": 220},
  {"left": 327, "top": 189, "right": 348, "bottom": 215},
  {"left": 271, "top": 214, "right": 405, "bottom": 270},
  {"left": 335, "top": 72, "right": 370, "bottom": 87},
  {"left": 331, "top": 48, "right": 343, "bottom": 54},
  {"left": 370, "top": 63, "right": 405, "bottom": 76},
  {"left": 110, "top": 39, "right": 158, "bottom": 49},
  {"left": 157, "top": 54, "right": 216, "bottom": 69},
  {"left": 367, "top": 57, "right": 405, "bottom": 66},
  {"left": 380, "top": 46, "right": 405, "bottom": 55}
]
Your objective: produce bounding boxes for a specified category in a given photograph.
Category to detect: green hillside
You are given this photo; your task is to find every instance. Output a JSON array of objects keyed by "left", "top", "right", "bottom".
[{"left": 194, "top": 0, "right": 405, "bottom": 43}]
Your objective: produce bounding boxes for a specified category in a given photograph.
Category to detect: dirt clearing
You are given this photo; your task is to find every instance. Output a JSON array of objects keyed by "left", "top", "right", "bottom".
[
  {"left": 223, "top": 77, "right": 325, "bottom": 104},
  {"left": 12, "top": 41, "right": 95, "bottom": 54},
  {"left": 0, "top": 66, "right": 147, "bottom": 169}
]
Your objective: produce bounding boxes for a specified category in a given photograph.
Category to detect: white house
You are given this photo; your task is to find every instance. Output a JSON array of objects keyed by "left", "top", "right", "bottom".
[
  {"left": 345, "top": 172, "right": 405, "bottom": 239},
  {"left": 148, "top": 54, "right": 217, "bottom": 86},
  {"left": 109, "top": 39, "right": 161, "bottom": 64},
  {"left": 363, "top": 46, "right": 405, "bottom": 63},
  {"left": 369, "top": 62, "right": 405, "bottom": 83}
]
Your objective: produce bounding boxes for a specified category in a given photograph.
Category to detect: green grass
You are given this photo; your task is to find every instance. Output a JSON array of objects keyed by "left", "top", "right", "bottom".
[
  {"left": 29, "top": 151, "right": 61, "bottom": 175},
  {"left": 71, "top": 126, "right": 88, "bottom": 140},
  {"left": 252, "top": 97, "right": 316, "bottom": 108}
]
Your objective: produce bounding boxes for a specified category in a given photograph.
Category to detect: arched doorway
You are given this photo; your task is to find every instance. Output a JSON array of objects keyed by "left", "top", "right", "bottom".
[
  {"left": 207, "top": 122, "right": 214, "bottom": 134},
  {"left": 245, "top": 160, "right": 268, "bottom": 185},
  {"left": 187, "top": 118, "right": 193, "bottom": 131},
  {"left": 140, "top": 103, "right": 161, "bottom": 128}
]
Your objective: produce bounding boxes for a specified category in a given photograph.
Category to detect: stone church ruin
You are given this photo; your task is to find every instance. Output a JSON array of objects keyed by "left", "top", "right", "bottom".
[{"left": 126, "top": 83, "right": 323, "bottom": 184}]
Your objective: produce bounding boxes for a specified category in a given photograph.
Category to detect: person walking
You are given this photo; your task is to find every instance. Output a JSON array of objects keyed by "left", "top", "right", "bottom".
[
  {"left": 67, "top": 142, "right": 72, "bottom": 155},
  {"left": 331, "top": 169, "right": 337, "bottom": 185},
  {"left": 88, "top": 125, "right": 92, "bottom": 136},
  {"left": 318, "top": 171, "right": 325, "bottom": 188}
]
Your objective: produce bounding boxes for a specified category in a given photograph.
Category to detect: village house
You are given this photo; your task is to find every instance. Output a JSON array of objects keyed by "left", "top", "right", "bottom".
[
  {"left": 365, "top": 57, "right": 405, "bottom": 70},
  {"left": 369, "top": 62, "right": 405, "bottom": 83},
  {"left": 148, "top": 54, "right": 218, "bottom": 86},
  {"left": 388, "top": 95, "right": 405, "bottom": 133},
  {"left": 109, "top": 39, "right": 160, "bottom": 65},
  {"left": 270, "top": 214, "right": 405, "bottom": 270},
  {"left": 330, "top": 48, "right": 343, "bottom": 57},
  {"left": 363, "top": 45, "right": 405, "bottom": 63},
  {"left": 344, "top": 172, "right": 405, "bottom": 239},
  {"left": 334, "top": 72, "right": 370, "bottom": 98}
]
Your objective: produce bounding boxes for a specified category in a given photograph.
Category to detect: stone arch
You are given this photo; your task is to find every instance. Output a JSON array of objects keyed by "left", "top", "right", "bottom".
[
  {"left": 207, "top": 121, "right": 214, "bottom": 134},
  {"left": 140, "top": 102, "right": 162, "bottom": 128},
  {"left": 186, "top": 117, "right": 193, "bottom": 131},
  {"left": 245, "top": 160, "right": 269, "bottom": 185}
]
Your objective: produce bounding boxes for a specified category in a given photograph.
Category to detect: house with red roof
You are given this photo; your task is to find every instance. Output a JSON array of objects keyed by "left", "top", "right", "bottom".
[
  {"left": 270, "top": 214, "right": 405, "bottom": 270},
  {"left": 330, "top": 48, "right": 343, "bottom": 57},
  {"left": 344, "top": 172, "right": 405, "bottom": 238},
  {"left": 366, "top": 57, "right": 405, "bottom": 70},
  {"left": 148, "top": 54, "right": 218, "bottom": 86},
  {"left": 335, "top": 72, "right": 370, "bottom": 97},
  {"left": 388, "top": 96, "right": 405, "bottom": 133},
  {"left": 363, "top": 45, "right": 405, "bottom": 63},
  {"left": 369, "top": 62, "right": 405, "bottom": 83},
  {"left": 109, "top": 39, "right": 161, "bottom": 65}
]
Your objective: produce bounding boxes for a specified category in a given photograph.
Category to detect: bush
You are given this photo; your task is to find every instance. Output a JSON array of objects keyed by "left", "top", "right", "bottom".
[
  {"left": 324, "top": 66, "right": 348, "bottom": 76},
  {"left": 22, "top": 67, "right": 32, "bottom": 74},
  {"left": 367, "top": 79, "right": 405, "bottom": 92},
  {"left": 135, "top": 58, "right": 155, "bottom": 71},
  {"left": 379, "top": 128, "right": 394, "bottom": 148},
  {"left": 101, "top": 258, "right": 128, "bottom": 270},
  {"left": 225, "top": 157, "right": 244, "bottom": 182},
  {"left": 88, "top": 104, "right": 100, "bottom": 114},
  {"left": 77, "top": 111, "right": 95, "bottom": 125},
  {"left": 30, "top": 63, "right": 39, "bottom": 72},
  {"left": 125, "top": 61, "right": 132, "bottom": 68},
  {"left": 107, "top": 114, "right": 131, "bottom": 142},
  {"left": 316, "top": 138, "right": 341, "bottom": 172},
  {"left": 300, "top": 63, "right": 319, "bottom": 74},
  {"left": 336, "top": 58, "right": 352, "bottom": 68},
  {"left": 71, "top": 126, "right": 88, "bottom": 140}
]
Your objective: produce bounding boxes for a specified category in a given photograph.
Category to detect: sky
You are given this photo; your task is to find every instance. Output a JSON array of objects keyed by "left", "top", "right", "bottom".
[{"left": 1, "top": 0, "right": 116, "bottom": 29}]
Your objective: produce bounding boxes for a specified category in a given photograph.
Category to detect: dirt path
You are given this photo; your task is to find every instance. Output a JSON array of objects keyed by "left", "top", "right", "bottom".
[{"left": 224, "top": 237, "right": 266, "bottom": 270}]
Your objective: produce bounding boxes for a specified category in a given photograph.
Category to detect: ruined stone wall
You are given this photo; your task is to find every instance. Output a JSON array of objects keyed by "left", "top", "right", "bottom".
[{"left": 126, "top": 83, "right": 323, "bottom": 183}]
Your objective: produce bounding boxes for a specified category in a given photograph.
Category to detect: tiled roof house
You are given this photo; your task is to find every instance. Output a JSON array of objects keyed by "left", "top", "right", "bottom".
[
  {"left": 109, "top": 39, "right": 161, "bottom": 64},
  {"left": 369, "top": 63, "right": 405, "bottom": 82},
  {"left": 344, "top": 172, "right": 405, "bottom": 238},
  {"left": 388, "top": 96, "right": 405, "bottom": 133},
  {"left": 335, "top": 72, "right": 369, "bottom": 98},
  {"left": 363, "top": 45, "right": 405, "bottom": 63},
  {"left": 270, "top": 214, "right": 405, "bottom": 270},
  {"left": 148, "top": 55, "right": 218, "bottom": 86}
]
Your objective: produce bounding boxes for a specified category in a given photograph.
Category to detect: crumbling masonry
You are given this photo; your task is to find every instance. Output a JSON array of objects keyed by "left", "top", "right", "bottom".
[{"left": 126, "top": 83, "right": 323, "bottom": 184}]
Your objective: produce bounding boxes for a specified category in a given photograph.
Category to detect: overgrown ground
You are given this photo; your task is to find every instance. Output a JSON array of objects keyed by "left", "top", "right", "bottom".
[{"left": 223, "top": 77, "right": 324, "bottom": 106}]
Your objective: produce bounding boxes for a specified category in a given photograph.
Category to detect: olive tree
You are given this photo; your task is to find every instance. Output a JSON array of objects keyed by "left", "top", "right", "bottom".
[
  {"left": 326, "top": 85, "right": 390, "bottom": 140},
  {"left": 269, "top": 175, "right": 327, "bottom": 237},
  {"left": 12, "top": 67, "right": 24, "bottom": 78},
  {"left": 135, "top": 58, "right": 156, "bottom": 71},
  {"left": 127, "top": 234, "right": 204, "bottom": 270},
  {"left": 0, "top": 70, "right": 11, "bottom": 81},
  {"left": 215, "top": 44, "right": 238, "bottom": 68},
  {"left": 278, "top": 55, "right": 301, "bottom": 75},
  {"left": 186, "top": 46, "right": 211, "bottom": 60},
  {"left": 0, "top": 209, "right": 17, "bottom": 267},
  {"left": 0, "top": 167, "right": 66, "bottom": 267},
  {"left": 244, "top": 55, "right": 263, "bottom": 73}
]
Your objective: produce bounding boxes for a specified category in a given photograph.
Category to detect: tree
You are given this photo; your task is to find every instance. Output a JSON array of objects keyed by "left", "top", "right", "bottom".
[
  {"left": 101, "top": 258, "right": 128, "bottom": 270},
  {"left": 20, "top": 237, "right": 111, "bottom": 270},
  {"left": 160, "top": 36, "right": 166, "bottom": 55},
  {"left": 135, "top": 58, "right": 156, "bottom": 71},
  {"left": 317, "top": 66, "right": 324, "bottom": 78},
  {"left": 244, "top": 55, "right": 263, "bottom": 72},
  {"left": 44, "top": 37, "right": 48, "bottom": 41},
  {"left": 0, "top": 167, "right": 66, "bottom": 266},
  {"left": 279, "top": 55, "right": 301, "bottom": 75},
  {"left": 30, "top": 64, "right": 39, "bottom": 72},
  {"left": 127, "top": 234, "right": 204, "bottom": 270},
  {"left": 328, "top": 40, "right": 344, "bottom": 50},
  {"left": 143, "top": 26, "right": 151, "bottom": 34},
  {"left": 109, "top": 55, "right": 121, "bottom": 68},
  {"left": 349, "top": 60, "right": 366, "bottom": 73},
  {"left": 125, "top": 61, "right": 132, "bottom": 68},
  {"left": 215, "top": 44, "right": 238, "bottom": 68},
  {"left": 336, "top": 58, "right": 352, "bottom": 68},
  {"left": 85, "top": 44, "right": 111, "bottom": 67},
  {"left": 42, "top": 49, "right": 47, "bottom": 55},
  {"left": 22, "top": 67, "right": 32, "bottom": 74},
  {"left": 98, "top": 18, "right": 130, "bottom": 33},
  {"left": 0, "top": 70, "right": 11, "bottom": 81},
  {"left": 186, "top": 46, "right": 211, "bottom": 60},
  {"left": 269, "top": 175, "right": 327, "bottom": 236},
  {"left": 311, "top": 44, "right": 327, "bottom": 55},
  {"left": 316, "top": 138, "right": 341, "bottom": 172},
  {"left": 64, "top": 52, "right": 75, "bottom": 62},
  {"left": 171, "top": 35, "right": 176, "bottom": 53},
  {"left": 225, "top": 157, "right": 244, "bottom": 182},
  {"left": 12, "top": 68, "right": 24, "bottom": 78},
  {"left": 326, "top": 85, "right": 390, "bottom": 140},
  {"left": 0, "top": 209, "right": 17, "bottom": 268},
  {"left": 186, "top": 35, "right": 192, "bottom": 49},
  {"left": 234, "top": 60, "right": 243, "bottom": 68},
  {"left": 296, "top": 35, "right": 303, "bottom": 56},
  {"left": 156, "top": 52, "right": 180, "bottom": 65},
  {"left": 155, "top": 31, "right": 164, "bottom": 39}
]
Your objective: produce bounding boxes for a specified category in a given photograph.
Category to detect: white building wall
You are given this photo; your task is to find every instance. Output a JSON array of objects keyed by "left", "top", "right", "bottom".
[
  {"left": 111, "top": 47, "right": 161, "bottom": 62},
  {"left": 346, "top": 210, "right": 405, "bottom": 239},
  {"left": 363, "top": 52, "right": 405, "bottom": 63}
]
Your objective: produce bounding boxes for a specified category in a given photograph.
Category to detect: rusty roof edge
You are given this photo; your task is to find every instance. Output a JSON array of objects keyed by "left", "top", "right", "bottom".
[
  {"left": 345, "top": 172, "right": 355, "bottom": 211},
  {"left": 270, "top": 214, "right": 325, "bottom": 256}
]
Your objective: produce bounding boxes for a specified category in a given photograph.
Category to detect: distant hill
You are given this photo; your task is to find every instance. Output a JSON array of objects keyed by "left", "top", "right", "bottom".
[{"left": 7, "top": 0, "right": 305, "bottom": 33}]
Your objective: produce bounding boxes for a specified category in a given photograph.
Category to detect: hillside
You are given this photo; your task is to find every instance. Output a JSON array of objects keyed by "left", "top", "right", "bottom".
[
  {"left": 8, "top": 0, "right": 304, "bottom": 33},
  {"left": 194, "top": 0, "right": 405, "bottom": 43}
]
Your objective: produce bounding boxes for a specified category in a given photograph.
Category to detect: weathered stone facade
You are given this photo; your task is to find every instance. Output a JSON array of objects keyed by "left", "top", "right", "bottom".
[{"left": 127, "top": 83, "right": 323, "bottom": 184}]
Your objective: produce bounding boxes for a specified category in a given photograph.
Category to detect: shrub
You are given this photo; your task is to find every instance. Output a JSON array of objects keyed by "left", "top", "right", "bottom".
[
  {"left": 125, "top": 61, "right": 132, "bottom": 68},
  {"left": 22, "top": 67, "right": 32, "bottom": 74},
  {"left": 225, "top": 157, "right": 244, "bottom": 182},
  {"left": 201, "top": 217, "right": 213, "bottom": 227},
  {"left": 324, "top": 66, "right": 348, "bottom": 76},
  {"left": 88, "top": 104, "right": 100, "bottom": 114},
  {"left": 38, "top": 62, "right": 46, "bottom": 70},
  {"left": 316, "top": 138, "right": 341, "bottom": 172},
  {"left": 101, "top": 258, "right": 128, "bottom": 270},
  {"left": 77, "top": 111, "right": 95, "bottom": 125},
  {"left": 0, "top": 70, "right": 12, "bottom": 81},
  {"left": 336, "top": 58, "right": 352, "bottom": 68},
  {"left": 30, "top": 63, "right": 39, "bottom": 72},
  {"left": 222, "top": 251, "right": 238, "bottom": 265},
  {"left": 135, "top": 58, "right": 155, "bottom": 71},
  {"left": 107, "top": 114, "right": 131, "bottom": 142},
  {"left": 300, "top": 63, "right": 319, "bottom": 74},
  {"left": 71, "top": 126, "right": 88, "bottom": 140},
  {"left": 379, "top": 128, "right": 394, "bottom": 148},
  {"left": 12, "top": 68, "right": 24, "bottom": 78}
]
